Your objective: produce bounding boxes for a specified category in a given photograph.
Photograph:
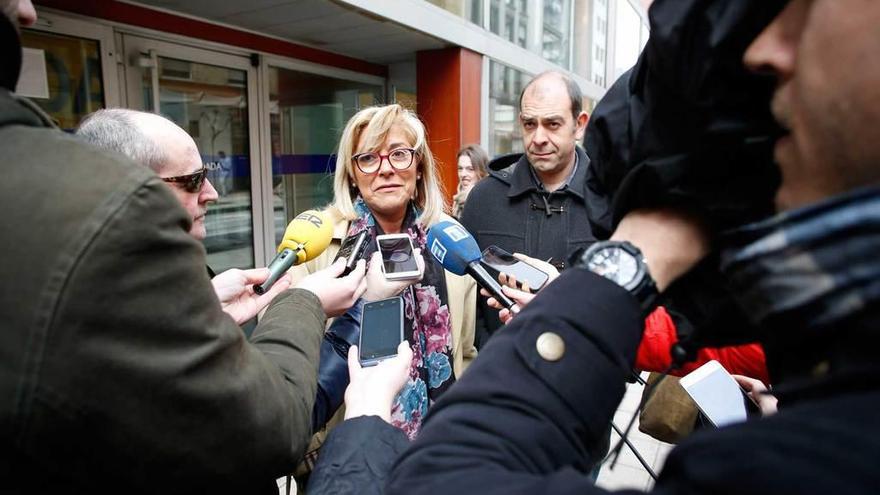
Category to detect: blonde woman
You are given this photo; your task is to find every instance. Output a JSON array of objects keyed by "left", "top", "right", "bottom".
[{"left": 291, "top": 104, "right": 476, "bottom": 445}]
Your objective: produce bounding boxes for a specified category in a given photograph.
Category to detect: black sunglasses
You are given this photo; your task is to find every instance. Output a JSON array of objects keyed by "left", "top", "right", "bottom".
[{"left": 161, "top": 166, "right": 207, "bottom": 193}]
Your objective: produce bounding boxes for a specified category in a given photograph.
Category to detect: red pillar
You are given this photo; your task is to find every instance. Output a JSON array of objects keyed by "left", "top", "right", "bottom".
[{"left": 416, "top": 47, "right": 482, "bottom": 206}]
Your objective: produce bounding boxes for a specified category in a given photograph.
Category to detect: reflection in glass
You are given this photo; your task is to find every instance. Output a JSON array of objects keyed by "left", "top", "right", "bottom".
[
  {"left": 488, "top": 60, "right": 527, "bottom": 156},
  {"left": 143, "top": 57, "right": 254, "bottom": 272},
  {"left": 426, "top": 0, "right": 484, "bottom": 25},
  {"left": 269, "top": 68, "right": 383, "bottom": 244},
  {"left": 614, "top": 0, "right": 643, "bottom": 79},
  {"left": 490, "top": 0, "right": 528, "bottom": 48},
  {"left": 542, "top": 0, "right": 571, "bottom": 68},
  {"left": 572, "top": 0, "right": 609, "bottom": 86},
  {"left": 20, "top": 30, "right": 104, "bottom": 131}
]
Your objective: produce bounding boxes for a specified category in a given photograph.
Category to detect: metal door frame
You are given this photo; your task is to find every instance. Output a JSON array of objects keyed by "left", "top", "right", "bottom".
[{"left": 24, "top": 9, "right": 121, "bottom": 108}]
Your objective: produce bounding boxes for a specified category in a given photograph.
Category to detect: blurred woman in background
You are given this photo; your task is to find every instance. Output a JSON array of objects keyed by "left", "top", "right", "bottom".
[{"left": 452, "top": 144, "right": 489, "bottom": 218}]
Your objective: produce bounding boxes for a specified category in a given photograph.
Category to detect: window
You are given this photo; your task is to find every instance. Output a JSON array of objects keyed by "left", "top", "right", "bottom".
[
  {"left": 488, "top": 60, "right": 528, "bottom": 156},
  {"left": 490, "top": 0, "right": 529, "bottom": 48},
  {"left": 426, "top": 0, "right": 484, "bottom": 26},
  {"left": 268, "top": 67, "right": 383, "bottom": 244},
  {"left": 613, "top": 0, "right": 643, "bottom": 79},
  {"left": 142, "top": 56, "right": 254, "bottom": 272},
  {"left": 19, "top": 30, "right": 105, "bottom": 131},
  {"left": 541, "top": 0, "right": 571, "bottom": 68}
]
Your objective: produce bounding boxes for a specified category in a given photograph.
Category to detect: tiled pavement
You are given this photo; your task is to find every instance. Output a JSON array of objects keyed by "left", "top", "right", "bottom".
[{"left": 596, "top": 373, "right": 674, "bottom": 491}]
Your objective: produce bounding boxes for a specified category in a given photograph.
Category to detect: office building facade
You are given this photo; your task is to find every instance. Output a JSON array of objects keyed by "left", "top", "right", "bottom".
[{"left": 21, "top": 0, "right": 648, "bottom": 271}]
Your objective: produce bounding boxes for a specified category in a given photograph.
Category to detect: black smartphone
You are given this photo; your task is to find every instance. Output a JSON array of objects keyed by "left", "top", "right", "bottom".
[
  {"left": 480, "top": 245, "right": 550, "bottom": 292},
  {"left": 359, "top": 296, "right": 405, "bottom": 367},
  {"left": 376, "top": 234, "right": 420, "bottom": 280},
  {"left": 333, "top": 230, "right": 370, "bottom": 277}
]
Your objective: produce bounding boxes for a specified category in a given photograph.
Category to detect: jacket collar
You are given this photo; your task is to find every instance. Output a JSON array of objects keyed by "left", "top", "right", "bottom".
[{"left": 488, "top": 147, "right": 589, "bottom": 200}]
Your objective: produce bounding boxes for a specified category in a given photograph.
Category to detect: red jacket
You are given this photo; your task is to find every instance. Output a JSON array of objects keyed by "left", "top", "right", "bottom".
[{"left": 635, "top": 306, "right": 769, "bottom": 385}]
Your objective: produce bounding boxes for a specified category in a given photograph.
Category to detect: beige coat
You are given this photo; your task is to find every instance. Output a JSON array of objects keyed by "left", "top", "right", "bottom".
[{"left": 289, "top": 211, "right": 478, "bottom": 376}]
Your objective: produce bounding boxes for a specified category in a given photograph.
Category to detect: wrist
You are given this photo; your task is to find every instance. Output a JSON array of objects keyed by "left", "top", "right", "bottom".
[
  {"left": 344, "top": 393, "right": 395, "bottom": 423},
  {"left": 609, "top": 209, "right": 710, "bottom": 292}
]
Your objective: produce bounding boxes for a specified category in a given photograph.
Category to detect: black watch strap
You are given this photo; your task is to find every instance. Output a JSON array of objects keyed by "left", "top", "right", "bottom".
[{"left": 569, "top": 241, "right": 659, "bottom": 313}]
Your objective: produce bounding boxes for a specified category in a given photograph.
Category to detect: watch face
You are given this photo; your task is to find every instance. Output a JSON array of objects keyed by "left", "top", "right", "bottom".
[{"left": 587, "top": 246, "right": 640, "bottom": 289}]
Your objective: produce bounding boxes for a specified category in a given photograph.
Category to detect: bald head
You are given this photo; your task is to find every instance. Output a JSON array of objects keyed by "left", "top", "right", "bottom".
[
  {"left": 77, "top": 109, "right": 218, "bottom": 240},
  {"left": 519, "top": 71, "right": 584, "bottom": 120},
  {"left": 77, "top": 109, "right": 172, "bottom": 173}
]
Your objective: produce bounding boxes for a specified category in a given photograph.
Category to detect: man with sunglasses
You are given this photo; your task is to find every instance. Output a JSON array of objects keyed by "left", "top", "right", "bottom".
[
  {"left": 77, "top": 108, "right": 288, "bottom": 325},
  {"left": 77, "top": 109, "right": 219, "bottom": 242}
]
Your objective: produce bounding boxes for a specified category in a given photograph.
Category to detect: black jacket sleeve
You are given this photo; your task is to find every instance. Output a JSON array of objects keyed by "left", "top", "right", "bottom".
[
  {"left": 387, "top": 269, "right": 644, "bottom": 495},
  {"left": 313, "top": 300, "right": 364, "bottom": 431},
  {"left": 308, "top": 416, "right": 410, "bottom": 495}
]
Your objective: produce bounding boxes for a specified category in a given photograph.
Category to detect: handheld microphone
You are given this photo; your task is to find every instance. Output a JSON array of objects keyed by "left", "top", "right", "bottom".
[
  {"left": 254, "top": 210, "right": 334, "bottom": 295},
  {"left": 427, "top": 220, "right": 520, "bottom": 314}
]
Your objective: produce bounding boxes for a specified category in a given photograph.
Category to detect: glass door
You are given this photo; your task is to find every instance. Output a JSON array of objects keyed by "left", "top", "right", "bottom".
[
  {"left": 265, "top": 65, "right": 384, "bottom": 244},
  {"left": 123, "top": 35, "right": 262, "bottom": 272},
  {"left": 19, "top": 12, "right": 119, "bottom": 131}
]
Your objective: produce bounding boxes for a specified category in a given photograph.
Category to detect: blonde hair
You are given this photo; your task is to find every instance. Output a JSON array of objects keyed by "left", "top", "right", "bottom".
[{"left": 329, "top": 104, "right": 447, "bottom": 227}]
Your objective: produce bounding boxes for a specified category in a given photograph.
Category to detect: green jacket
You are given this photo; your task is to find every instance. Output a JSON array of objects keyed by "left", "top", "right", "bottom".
[{"left": 0, "top": 45, "right": 325, "bottom": 493}]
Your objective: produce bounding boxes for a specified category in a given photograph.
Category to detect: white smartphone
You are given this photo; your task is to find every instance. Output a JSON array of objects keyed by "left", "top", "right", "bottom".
[
  {"left": 679, "top": 360, "right": 760, "bottom": 427},
  {"left": 376, "top": 233, "right": 420, "bottom": 280}
]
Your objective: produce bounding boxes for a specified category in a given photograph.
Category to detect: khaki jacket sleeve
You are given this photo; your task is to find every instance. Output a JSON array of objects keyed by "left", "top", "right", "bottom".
[
  {"left": 447, "top": 271, "right": 478, "bottom": 376},
  {"left": 36, "top": 179, "right": 326, "bottom": 487}
]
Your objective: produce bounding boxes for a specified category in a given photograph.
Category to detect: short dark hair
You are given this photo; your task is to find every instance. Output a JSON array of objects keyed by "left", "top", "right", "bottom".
[{"left": 518, "top": 70, "right": 584, "bottom": 120}]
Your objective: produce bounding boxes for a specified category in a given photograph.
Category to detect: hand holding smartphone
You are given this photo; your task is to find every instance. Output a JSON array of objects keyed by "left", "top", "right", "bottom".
[
  {"left": 679, "top": 360, "right": 761, "bottom": 427},
  {"left": 480, "top": 245, "right": 550, "bottom": 292},
  {"left": 376, "top": 234, "right": 421, "bottom": 280},
  {"left": 333, "top": 230, "right": 370, "bottom": 277},
  {"left": 359, "top": 296, "right": 405, "bottom": 367}
]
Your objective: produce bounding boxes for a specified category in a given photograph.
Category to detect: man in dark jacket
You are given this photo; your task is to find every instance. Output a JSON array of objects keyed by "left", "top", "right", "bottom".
[
  {"left": 0, "top": 5, "right": 367, "bottom": 493},
  {"left": 460, "top": 70, "right": 595, "bottom": 348},
  {"left": 384, "top": 1, "right": 880, "bottom": 494}
]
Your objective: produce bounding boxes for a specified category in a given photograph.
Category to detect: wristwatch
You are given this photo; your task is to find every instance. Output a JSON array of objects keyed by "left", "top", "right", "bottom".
[{"left": 569, "top": 240, "right": 659, "bottom": 313}]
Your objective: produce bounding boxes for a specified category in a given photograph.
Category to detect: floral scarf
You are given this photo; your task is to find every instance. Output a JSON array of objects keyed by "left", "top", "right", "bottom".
[{"left": 349, "top": 197, "right": 456, "bottom": 438}]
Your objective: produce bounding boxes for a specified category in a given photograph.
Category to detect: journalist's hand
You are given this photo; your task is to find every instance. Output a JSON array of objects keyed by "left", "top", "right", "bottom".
[
  {"left": 212, "top": 268, "right": 291, "bottom": 325},
  {"left": 296, "top": 259, "right": 368, "bottom": 317},
  {"left": 483, "top": 285, "right": 536, "bottom": 325},
  {"left": 733, "top": 374, "right": 778, "bottom": 416},
  {"left": 362, "top": 250, "right": 425, "bottom": 302},
  {"left": 344, "top": 341, "right": 413, "bottom": 423},
  {"left": 497, "top": 253, "right": 559, "bottom": 291}
]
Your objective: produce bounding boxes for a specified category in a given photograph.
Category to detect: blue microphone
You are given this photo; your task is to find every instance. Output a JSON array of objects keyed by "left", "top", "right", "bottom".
[{"left": 427, "top": 220, "right": 520, "bottom": 313}]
